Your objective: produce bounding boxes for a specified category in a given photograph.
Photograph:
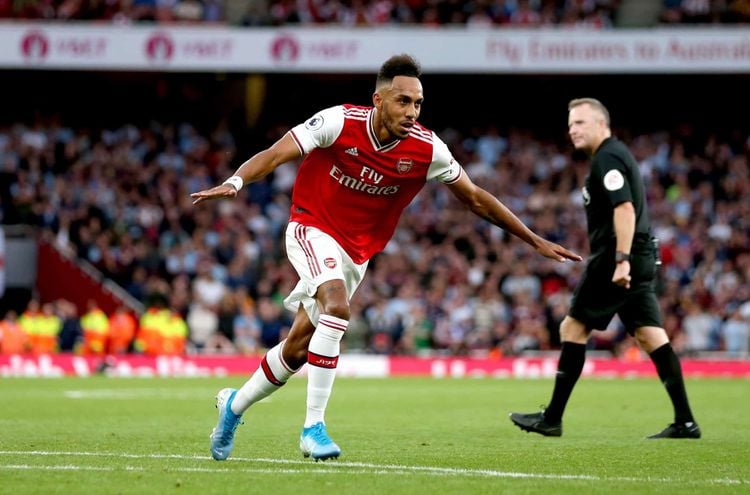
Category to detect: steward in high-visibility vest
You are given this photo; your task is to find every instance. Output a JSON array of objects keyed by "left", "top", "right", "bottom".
[
  {"left": 135, "top": 307, "right": 170, "bottom": 355},
  {"left": 80, "top": 302, "right": 109, "bottom": 355},
  {"left": 161, "top": 310, "right": 188, "bottom": 356},
  {"left": 108, "top": 307, "right": 136, "bottom": 354},
  {"left": 0, "top": 311, "right": 30, "bottom": 354},
  {"left": 34, "top": 303, "right": 62, "bottom": 355},
  {"left": 18, "top": 299, "right": 42, "bottom": 351}
]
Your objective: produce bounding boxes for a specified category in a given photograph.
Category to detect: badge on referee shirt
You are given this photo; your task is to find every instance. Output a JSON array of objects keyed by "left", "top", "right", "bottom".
[{"left": 603, "top": 169, "right": 625, "bottom": 191}]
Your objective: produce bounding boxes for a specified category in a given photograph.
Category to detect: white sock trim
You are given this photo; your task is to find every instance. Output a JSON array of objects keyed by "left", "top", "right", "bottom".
[{"left": 318, "top": 314, "right": 349, "bottom": 332}]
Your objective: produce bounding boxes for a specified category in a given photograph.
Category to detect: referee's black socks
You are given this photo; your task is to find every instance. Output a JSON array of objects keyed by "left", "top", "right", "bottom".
[
  {"left": 545, "top": 342, "right": 587, "bottom": 424},
  {"left": 649, "top": 343, "right": 695, "bottom": 424}
]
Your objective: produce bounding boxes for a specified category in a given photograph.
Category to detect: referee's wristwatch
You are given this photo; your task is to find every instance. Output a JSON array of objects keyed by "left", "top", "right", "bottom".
[{"left": 615, "top": 251, "right": 631, "bottom": 263}]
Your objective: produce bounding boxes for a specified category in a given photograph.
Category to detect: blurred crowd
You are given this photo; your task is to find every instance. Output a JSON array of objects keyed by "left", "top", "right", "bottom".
[
  {"left": 4, "top": 0, "right": 750, "bottom": 27},
  {"left": 0, "top": 0, "right": 618, "bottom": 28},
  {"left": 660, "top": 0, "right": 750, "bottom": 24},
  {"left": 0, "top": 116, "right": 749, "bottom": 359}
]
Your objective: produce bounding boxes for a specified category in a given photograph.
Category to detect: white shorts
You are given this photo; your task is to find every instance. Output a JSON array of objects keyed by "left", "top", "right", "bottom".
[{"left": 283, "top": 222, "right": 368, "bottom": 326}]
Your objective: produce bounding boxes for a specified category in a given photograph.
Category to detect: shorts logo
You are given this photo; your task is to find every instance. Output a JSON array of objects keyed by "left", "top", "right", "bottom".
[
  {"left": 305, "top": 116, "right": 324, "bottom": 131},
  {"left": 582, "top": 186, "right": 590, "bottom": 205},
  {"left": 396, "top": 158, "right": 413, "bottom": 174},
  {"left": 324, "top": 257, "right": 337, "bottom": 269},
  {"left": 603, "top": 169, "right": 625, "bottom": 191}
]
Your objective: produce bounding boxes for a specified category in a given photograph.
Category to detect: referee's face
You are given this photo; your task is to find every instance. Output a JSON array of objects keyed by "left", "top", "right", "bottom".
[{"left": 568, "top": 104, "right": 608, "bottom": 154}]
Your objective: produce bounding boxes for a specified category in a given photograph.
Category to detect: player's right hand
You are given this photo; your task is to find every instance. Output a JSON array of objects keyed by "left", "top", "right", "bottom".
[
  {"left": 191, "top": 184, "right": 238, "bottom": 205},
  {"left": 535, "top": 239, "right": 583, "bottom": 263}
]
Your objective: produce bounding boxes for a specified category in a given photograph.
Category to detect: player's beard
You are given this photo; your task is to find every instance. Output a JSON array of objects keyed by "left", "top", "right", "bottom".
[
  {"left": 376, "top": 101, "right": 406, "bottom": 140},
  {"left": 385, "top": 116, "right": 409, "bottom": 140}
]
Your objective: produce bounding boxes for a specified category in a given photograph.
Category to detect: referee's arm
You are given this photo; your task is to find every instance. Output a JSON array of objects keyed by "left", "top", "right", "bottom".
[
  {"left": 612, "top": 201, "right": 635, "bottom": 288},
  {"left": 613, "top": 201, "right": 635, "bottom": 255}
]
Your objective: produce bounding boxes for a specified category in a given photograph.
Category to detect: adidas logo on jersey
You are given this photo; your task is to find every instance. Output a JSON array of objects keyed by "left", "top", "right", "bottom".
[{"left": 345, "top": 147, "right": 358, "bottom": 156}]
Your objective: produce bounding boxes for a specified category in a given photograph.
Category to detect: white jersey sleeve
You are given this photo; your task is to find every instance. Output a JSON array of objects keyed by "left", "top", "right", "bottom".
[
  {"left": 426, "top": 132, "right": 463, "bottom": 184},
  {"left": 288, "top": 105, "right": 345, "bottom": 154}
]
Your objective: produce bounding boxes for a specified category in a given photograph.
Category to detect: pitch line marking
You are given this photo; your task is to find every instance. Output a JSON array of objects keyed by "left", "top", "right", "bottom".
[
  {"left": 0, "top": 451, "right": 745, "bottom": 485},
  {"left": 0, "top": 464, "right": 547, "bottom": 476}
]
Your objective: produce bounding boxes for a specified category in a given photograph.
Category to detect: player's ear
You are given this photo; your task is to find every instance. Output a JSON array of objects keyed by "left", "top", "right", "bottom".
[{"left": 373, "top": 91, "right": 383, "bottom": 109}]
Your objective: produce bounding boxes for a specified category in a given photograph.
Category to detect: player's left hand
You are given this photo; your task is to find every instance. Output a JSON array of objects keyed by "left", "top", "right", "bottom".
[
  {"left": 612, "top": 261, "right": 631, "bottom": 289},
  {"left": 535, "top": 239, "right": 583, "bottom": 263},
  {"left": 190, "top": 184, "right": 238, "bottom": 205}
]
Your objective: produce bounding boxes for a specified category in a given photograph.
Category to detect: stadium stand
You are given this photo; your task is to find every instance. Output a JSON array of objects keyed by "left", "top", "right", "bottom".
[
  {"left": 0, "top": 0, "right": 620, "bottom": 27},
  {"left": 660, "top": 0, "right": 750, "bottom": 24},
  {"left": 0, "top": 3, "right": 748, "bottom": 360},
  {"left": 1, "top": 111, "right": 748, "bottom": 357}
]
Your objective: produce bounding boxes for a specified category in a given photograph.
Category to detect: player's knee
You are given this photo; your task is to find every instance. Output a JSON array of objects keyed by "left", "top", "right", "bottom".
[
  {"left": 320, "top": 302, "right": 350, "bottom": 321},
  {"left": 316, "top": 280, "right": 350, "bottom": 321}
]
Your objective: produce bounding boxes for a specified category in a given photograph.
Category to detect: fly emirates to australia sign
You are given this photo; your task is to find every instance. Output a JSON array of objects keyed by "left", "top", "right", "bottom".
[
  {"left": 483, "top": 32, "right": 750, "bottom": 72},
  {"left": 1, "top": 24, "right": 749, "bottom": 73}
]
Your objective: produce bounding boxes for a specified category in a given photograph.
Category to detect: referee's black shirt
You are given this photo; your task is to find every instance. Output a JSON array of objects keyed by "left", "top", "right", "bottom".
[{"left": 583, "top": 137, "right": 651, "bottom": 255}]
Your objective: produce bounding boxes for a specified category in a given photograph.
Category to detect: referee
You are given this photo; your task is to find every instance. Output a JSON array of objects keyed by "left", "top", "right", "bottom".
[{"left": 510, "top": 98, "right": 700, "bottom": 439}]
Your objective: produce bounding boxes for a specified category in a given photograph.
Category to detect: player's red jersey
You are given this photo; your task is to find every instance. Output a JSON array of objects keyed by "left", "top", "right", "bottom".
[{"left": 288, "top": 104, "right": 462, "bottom": 264}]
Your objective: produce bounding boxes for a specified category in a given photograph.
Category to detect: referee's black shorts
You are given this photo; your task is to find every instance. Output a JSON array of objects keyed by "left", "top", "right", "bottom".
[{"left": 569, "top": 247, "right": 663, "bottom": 334}]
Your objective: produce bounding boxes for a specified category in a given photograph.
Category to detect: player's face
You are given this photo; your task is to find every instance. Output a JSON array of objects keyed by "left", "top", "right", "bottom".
[
  {"left": 374, "top": 76, "right": 423, "bottom": 140},
  {"left": 568, "top": 104, "right": 607, "bottom": 154}
]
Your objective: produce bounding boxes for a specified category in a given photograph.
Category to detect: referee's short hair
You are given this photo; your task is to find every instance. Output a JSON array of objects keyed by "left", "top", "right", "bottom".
[{"left": 569, "top": 98, "right": 610, "bottom": 127}]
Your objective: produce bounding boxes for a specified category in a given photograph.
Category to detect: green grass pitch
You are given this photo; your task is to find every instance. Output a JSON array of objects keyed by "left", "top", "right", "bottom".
[{"left": 0, "top": 376, "right": 748, "bottom": 494}]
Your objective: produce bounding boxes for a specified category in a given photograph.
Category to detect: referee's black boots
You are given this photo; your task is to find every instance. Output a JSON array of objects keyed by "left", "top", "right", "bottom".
[
  {"left": 509, "top": 411, "right": 563, "bottom": 437},
  {"left": 647, "top": 422, "right": 702, "bottom": 439}
]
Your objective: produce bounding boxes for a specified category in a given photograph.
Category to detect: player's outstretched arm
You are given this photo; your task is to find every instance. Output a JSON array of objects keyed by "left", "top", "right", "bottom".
[
  {"left": 191, "top": 133, "right": 302, "bottom": 205},
  {"left": 446, "top": 174, "right": 582, "bottom": 263}
]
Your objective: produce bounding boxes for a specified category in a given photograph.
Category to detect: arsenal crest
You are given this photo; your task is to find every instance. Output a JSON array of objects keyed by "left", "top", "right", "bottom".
[{"left": 396, "top": 158, "right": 413, "bottom": 174}]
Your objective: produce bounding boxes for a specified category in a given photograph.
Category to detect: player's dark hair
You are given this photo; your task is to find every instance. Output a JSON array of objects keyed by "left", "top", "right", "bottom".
[{"left": 377, "top": 54, "right": 421, "bottom": 88}]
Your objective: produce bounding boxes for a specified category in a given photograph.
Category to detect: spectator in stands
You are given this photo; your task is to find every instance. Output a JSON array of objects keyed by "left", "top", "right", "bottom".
[
  {"left": 192, "top": 258, "right": 227, "bottom": 308},
  {"left": 57, "top": 299, "right": 82, "bottom": 353},
  {"left": 232, "top": 299, "right": 262, "bottom": 354},
  {"left": 721, "top": 306, "right": 750, "bottom": 357},
  {"left": 681, "top": 299, "right": 720, "bottom": 354},
  {"left": 186, "top": 300, "right": 217, "bottom": 352},
  {"left": 216, "top": 293, "right": 239, "bottom": 352},
  {"left": 256, "top": 296, "right": 290, "bottom": 349}
]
